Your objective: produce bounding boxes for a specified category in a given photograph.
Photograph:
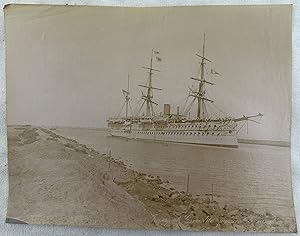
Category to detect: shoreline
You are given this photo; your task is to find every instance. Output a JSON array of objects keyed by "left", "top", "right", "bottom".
[
  {"left": 7, "top": 124, "right": 290, "bottom": 148},
  {"left": 7, "top": 125, "right": 296, "bottom": 232}
]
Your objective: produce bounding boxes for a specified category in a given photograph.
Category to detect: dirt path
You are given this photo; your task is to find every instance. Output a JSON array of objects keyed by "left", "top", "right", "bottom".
[{"left": 7, "top": 125, "right": 297, "bottom": 233}]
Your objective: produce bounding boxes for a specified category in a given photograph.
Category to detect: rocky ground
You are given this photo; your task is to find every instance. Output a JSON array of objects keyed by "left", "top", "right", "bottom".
[{"left": 6, "top": 125, "right": 297, "bottom": 233}]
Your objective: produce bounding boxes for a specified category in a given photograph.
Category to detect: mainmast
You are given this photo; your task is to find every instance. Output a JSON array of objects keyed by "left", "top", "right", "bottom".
[{"left": 138, "top": 49, "right": 162, "bottom": 116}]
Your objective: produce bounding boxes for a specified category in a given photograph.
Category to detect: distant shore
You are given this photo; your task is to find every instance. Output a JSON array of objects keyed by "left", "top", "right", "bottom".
[{"left": 238, "top": 138, "right": 290, "bottom": 147}]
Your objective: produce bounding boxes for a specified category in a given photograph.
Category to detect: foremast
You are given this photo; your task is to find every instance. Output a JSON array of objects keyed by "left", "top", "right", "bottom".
[
  {"left": 189, "top": 33, "right": 214, "bottom": 120},
  {"left": 186, "top": 34, "right": 263, "bottom": 125}
]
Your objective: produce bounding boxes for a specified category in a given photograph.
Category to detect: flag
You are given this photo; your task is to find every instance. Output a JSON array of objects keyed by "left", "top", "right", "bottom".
[
  {"left": 156, "top": 56, "right": 162, "bottom": 62},
  {"left": 153, "top": 50, "right": 160, "bottom": 54},
  {"left": 211, "top": 68, "right": 220, "bottom": 75}
]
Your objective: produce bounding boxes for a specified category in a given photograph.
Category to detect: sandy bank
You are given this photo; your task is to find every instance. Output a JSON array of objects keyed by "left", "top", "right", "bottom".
[{"left": 7, "top": 126, "right": 154, "bottom": 229}]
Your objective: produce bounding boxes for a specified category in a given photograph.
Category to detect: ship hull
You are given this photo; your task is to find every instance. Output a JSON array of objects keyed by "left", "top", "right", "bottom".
[{"left": 109, "top": 129, "right": 238, "bottom": 148}]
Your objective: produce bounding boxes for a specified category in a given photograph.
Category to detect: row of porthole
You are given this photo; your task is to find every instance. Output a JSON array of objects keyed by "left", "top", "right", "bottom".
[
  {"left": 115, "top": 130, "right": 233, "bottom": 135},
  {"left": 169, "top": 124, "right": 219, "bottom": 129},
  {"left": 136, "top": 131, "right": 230, "bottom": 136}
]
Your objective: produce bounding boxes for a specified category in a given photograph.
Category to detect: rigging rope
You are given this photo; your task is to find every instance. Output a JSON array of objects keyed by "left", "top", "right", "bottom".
[
  {"left": 237, "top": 121, "right": 247, "bottom": 134},
  {"left": 206, "top": 90, "right": 228, "bottom": 117},
  {"left": 117, "top": 101, "right": 126, "bottom": 117},
  {"left": 133, "top": 98, "right": 143, "bottom": 116}
]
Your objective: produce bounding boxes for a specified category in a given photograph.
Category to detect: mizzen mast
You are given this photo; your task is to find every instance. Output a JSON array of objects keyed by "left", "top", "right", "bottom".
[
  {"left": 124, "top": 74, "right": 130, "bottom": 117},
  {"left": 118, "top": 73, "right": 132, "bottom": 118}
]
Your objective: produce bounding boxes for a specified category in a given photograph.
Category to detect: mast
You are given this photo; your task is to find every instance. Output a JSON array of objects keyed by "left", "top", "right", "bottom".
[
  {"left": 187, "top": 33, "right": 214, "bottom": 120},
  {"left": 182, "top": 34, "right": 263, "bottom": 124},
  {"left": 125, "top": 74, "right": 130, "bottom": 117},
  {"left": 139, "top": 49, "right": 162, "bottom": 117},
  {"left": 198, "top": 33, "right": 206, "bottom": 119},
  {"left": 118, "top": 73, "right": 131, "bottom": 118},
  {"left": 146, "top": 50, "right": 153, "bottom": 116}
]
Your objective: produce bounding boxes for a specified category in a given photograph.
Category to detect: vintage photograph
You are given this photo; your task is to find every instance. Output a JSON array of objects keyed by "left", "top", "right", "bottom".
[{"left": 5, "top": 4, "right": 296, "bottom": 233}]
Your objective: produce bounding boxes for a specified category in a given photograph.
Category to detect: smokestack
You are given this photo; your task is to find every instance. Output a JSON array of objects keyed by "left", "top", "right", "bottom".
[
  {"left": 177, "top": 106, "right": 180, "bottom": 115},
  {"left": 164, "top": 104, "right": 171, "bottom": 115}
]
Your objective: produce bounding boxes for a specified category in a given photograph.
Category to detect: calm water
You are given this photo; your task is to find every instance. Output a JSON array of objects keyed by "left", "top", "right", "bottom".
[{"left": 53, "top": 127, "right": 294, "bottom": 218}]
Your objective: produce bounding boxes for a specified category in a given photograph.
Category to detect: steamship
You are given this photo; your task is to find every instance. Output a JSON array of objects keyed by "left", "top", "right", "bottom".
[{"left": 107, "top": 35, "right": 262, "bottom": 147}]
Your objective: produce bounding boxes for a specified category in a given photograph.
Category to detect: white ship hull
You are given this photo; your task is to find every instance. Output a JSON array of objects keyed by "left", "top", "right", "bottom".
[{"left": 109, "top": 129, "right": 238, "bottom": 148}]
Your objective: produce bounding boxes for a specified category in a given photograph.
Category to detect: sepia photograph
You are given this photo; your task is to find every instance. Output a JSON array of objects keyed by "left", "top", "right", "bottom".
[{"left": 4, "top": 4, "right": 296, "bottom": 233}]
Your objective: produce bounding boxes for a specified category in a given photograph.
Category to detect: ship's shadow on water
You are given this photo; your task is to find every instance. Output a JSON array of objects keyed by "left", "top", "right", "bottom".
[{"left": 54, "top": 128, "right": 294, "bottom": 220}]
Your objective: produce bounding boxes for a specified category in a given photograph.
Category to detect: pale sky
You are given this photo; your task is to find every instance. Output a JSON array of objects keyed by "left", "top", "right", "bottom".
[{"left": 5, "top": 4, "right": 292, "bottom": 141}]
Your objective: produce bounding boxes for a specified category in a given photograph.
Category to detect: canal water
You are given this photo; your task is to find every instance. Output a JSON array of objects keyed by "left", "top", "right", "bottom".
[{"left": 54, "top": 127, "right": 294, "bottom": 218}]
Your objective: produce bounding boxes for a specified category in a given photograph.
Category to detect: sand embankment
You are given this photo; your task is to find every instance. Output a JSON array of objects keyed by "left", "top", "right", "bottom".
[
  {"left": 7, "top": 126, "right": 154, "bottom": 229},
  {"left": 7, "top": 126, "right": 296, "bottom": 232}
]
